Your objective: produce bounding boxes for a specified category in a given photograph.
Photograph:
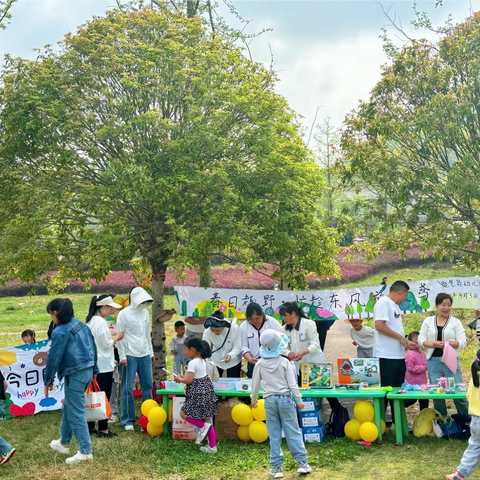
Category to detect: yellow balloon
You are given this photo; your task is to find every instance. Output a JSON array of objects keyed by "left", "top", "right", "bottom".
[
  {"left": 249, "top": 420, "right": 269, "bottom": 443},
  {"left": 344, "top": 419, "right": 362, "bottom": 440},
  {"left": 141, "top": 399, "right": 159, "bottom": 417},
  {"left": 252, "top": 399, "right": 266, "bottom": 421},
  {"left": 359, "top": 422, "right": 379, "bottom": 443},
  {"left": 381, "top": 419, "right": 386, "bottom": 435},
  {"left": 354, "top": 401, "right": 374, "bottom": 424},
  {"left": 147, "top": 422, "right": 163, "bottom": 436},
  {"left": 237, "top": 425, "right": 251, "bottom": 442},
  {"left": 231, "top": 404, "right": 254, "bottom": 426},
  {"left": 148, "top": 406, "right": 167, "bottom": 427}
]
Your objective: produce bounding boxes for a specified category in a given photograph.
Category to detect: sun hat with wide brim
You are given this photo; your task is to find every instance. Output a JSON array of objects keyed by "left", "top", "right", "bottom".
[
  {"left": 204, "top": 316, "right": 232, "bottom": 329},
  {"left": 96, "top": 296, "right": 123, "bottom": 309},
  {"left": 344, "top": 318, "right": 369, "bottom": 324},
  {"left": 155, "top": 309, "right": 177, "bottom": 323}
]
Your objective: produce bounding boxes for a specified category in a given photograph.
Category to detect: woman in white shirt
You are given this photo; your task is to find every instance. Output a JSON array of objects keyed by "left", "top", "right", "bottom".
[
  {"left": 280, "top": 302, "right": 326, "bottom": 374},
  {"left": 240, "top": 303, "right": 281, "bottom": 378},
  {"left": 203, "top": 311, "right": 242, "bottom": 378},
  {"left": 86, "top": 295, "right": 124, "bottom": 438},
  {"left": 418, "top": 293, "right": 469, "bottom": 416}
]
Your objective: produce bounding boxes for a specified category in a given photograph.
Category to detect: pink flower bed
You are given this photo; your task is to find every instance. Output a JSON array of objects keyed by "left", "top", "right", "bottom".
[{"left": 0, "top": 248, "right": 435, "bottom": 296}]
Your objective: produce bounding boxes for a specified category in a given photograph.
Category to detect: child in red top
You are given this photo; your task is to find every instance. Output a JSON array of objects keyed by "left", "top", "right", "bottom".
[{"left": 404, "top": 331, "right": 429, "bottom": 411}]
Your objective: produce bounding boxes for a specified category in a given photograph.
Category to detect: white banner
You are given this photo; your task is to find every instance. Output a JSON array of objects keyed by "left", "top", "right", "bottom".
[
  {"left": 0, "top": 340, "right": 64, "bottom": 418},
  {"left": 174, "top": 277, "right": 480, "bottom": 322}
]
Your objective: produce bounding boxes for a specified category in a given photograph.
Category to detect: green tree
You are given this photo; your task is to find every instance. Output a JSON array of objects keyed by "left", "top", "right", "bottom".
[
  {"left": 356, "top": 302, "right": 363, "bottom": 319},
  {"left": 420, "top": 296, "right": 431, "bottom": 312},
  {"left": 0, "top": 9, "right": 339, "bottom": 380},
  {"left": 0, "top": 0, "right": 16, "bottom": 29},
  {"left": 340, "top": 12, "right": 480, "bottom": 267}
]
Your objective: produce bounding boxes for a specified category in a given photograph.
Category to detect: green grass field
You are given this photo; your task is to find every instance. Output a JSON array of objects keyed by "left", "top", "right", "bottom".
[{"left": 1, "top": 263, "right": 480, "bottom": 479}]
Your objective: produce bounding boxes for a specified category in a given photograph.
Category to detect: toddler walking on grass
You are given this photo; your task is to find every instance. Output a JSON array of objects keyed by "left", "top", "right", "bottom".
[
  {"left": 446, "top": 349, "right": 480, "bottom": 480},
  {"left": 251, "top": 329, "right": 311, "bottom": 479}
]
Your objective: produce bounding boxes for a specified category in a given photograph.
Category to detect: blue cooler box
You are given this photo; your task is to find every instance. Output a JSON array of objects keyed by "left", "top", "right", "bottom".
[
  {"left": 299, "top": 410, "right": 322, "bottom": 428},
  {"left": 302, "top": 422, "right": 326, "bottom": 443}
]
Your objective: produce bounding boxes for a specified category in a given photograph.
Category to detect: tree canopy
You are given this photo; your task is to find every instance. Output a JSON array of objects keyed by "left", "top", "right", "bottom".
[
  {"left": 340, "top": 12, "right": 480, "bottom": 267},
  {"left": 0, "top": 8, "right": 338, "bottom": 378}
]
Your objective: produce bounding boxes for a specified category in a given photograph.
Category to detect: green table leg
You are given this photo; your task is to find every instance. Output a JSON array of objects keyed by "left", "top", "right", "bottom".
[
  {"left": 162, "top": 394, "right": 170, "bottom": 435},
  {"left": 380, "top": 397, "right": 386, "bottom": 422},
  {"left": 373, "top": 398, "right": 382, "bottom": 441},
  {"left": 401, "top": 400, "right": 409, "bottom": 439},
  {"left": 393, "top": 399, "right": 403, "bottom": 445}
]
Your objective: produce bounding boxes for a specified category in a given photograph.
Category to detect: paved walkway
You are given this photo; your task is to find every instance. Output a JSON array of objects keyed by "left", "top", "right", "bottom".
[{"left": 321, "top": 320, "right": 393, "bottom": 422}]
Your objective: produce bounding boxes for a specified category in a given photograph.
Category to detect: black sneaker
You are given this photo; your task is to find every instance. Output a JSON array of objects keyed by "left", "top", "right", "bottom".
[{"left": 97, "top": 431, "right": 118, "bottom": 439}]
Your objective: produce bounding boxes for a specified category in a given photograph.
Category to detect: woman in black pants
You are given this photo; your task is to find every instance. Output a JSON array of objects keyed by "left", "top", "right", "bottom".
[{"left": 86, "top": 295, "right": 124, "bottom": 438}]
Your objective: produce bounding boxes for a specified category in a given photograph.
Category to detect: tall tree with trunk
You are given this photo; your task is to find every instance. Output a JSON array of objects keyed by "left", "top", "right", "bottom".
[{"left": 0, "top": 8, "right": 339, "bottom": 381}]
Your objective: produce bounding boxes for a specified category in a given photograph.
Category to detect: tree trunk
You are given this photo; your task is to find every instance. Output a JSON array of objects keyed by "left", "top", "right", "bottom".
[
  {"left": 150, "top": 261, "right": 168, "bottom": 383},
  {"left": 199, "top": 255, "right": 211, "bottom": 288}
]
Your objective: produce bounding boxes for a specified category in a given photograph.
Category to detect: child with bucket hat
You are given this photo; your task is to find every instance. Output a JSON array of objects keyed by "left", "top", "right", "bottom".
[{"left": 251, "top": 329, "right": 311, "bottom": 478}]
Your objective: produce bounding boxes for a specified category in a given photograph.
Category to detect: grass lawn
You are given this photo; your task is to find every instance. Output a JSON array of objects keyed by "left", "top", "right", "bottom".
[{"left": 1, "top": 263, "right": 480, "bottom": 479}]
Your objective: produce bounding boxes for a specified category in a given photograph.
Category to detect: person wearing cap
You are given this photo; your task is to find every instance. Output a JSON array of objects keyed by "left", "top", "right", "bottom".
[
  {"left": 85, "top": 294, "right": 124, "bottom": 438},
  {"left": 251, "top": 329, "right": 311, "bottom": 478},
  {"left": 116, "top": 286, "right": 155, "bottom": 431},
  {"left": 202, "top": 311, "right": 242, "bottom": 378},
  {"left": 241, "top": 303, "right": 281, "bottom": 379},
  {"left": 347, "top": 318, "right": 374, "bottom": 358}
]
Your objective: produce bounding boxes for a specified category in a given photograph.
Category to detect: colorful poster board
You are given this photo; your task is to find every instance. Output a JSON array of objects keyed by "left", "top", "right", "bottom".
[
  {"left": 0, "top": 340, "right": 64, "bottom": 419},
  {"left": 337, "top": 358, "right": 381, "bottom": 387},
  {"left": 300, "top": 363, "right": 333, "bottom": 389},
  {"left": 174, "top": 277, "right": 480, "bottom": 322}
]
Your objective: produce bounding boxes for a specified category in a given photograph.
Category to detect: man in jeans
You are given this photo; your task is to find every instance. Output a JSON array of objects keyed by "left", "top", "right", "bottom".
[
  {"left": 116, "top": 287, "right": 155, "bottom": 431},
  {"left": 0, "top": 372, "right": 16, "bottom": 465},
  {"left": 373, "top": 280, "right": 418, "bottom": 423}
]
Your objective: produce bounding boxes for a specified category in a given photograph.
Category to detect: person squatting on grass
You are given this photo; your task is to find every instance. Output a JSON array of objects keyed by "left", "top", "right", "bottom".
[
  {"left": 251, "top": 329, "right": 311, "bottom": 479},
  {"left": 0, "top": 371, "right": 16, "bottom": 466},
  {"left": 174, "top": 336, "right": 218, "bottom": 454},
  {"left": 446, "top": 350, "right": 480, "bottom": 480},
  {"left": 44, "top": 298, "right": 99, "bottom": 465}
]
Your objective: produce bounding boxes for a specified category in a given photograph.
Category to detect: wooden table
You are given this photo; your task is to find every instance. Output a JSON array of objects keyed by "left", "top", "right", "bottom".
[
  {"left": 157, "top": 386, "right": 387, "bottom": 438},
  {"left": 387, "top": 387, "right": 468, "bottom": 445}
]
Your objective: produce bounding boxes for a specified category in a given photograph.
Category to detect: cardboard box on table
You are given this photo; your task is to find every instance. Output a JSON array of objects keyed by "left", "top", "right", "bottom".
[
  {"left": 300, "top": 363, "right": 333, "bottom": 389},
  {"left": 337, "top": 358, "right": 381, "bottom": 387}
]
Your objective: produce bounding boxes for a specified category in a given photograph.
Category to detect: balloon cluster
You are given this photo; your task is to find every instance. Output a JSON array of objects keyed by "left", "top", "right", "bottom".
[
  {"left": 231, "top": 401, "right": 268, "bottom": 443},
  {"left": 139, "top": 399, "right": 167, "bottom": 436},
  {"left": 344, "top": 401, "right": 385, "bottom": 443}
]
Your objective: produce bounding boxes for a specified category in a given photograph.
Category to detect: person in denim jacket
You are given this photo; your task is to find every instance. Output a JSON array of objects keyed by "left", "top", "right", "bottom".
[{"left": 44, "top": 298, "right": 99, "bottom": 466}]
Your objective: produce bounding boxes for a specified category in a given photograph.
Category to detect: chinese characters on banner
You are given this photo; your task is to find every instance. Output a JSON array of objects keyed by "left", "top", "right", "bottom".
[
  {"left": 0, "top": 340, "right": 64, "bottom": 419},
  {"left": 174, "top": 277, "right": 480, "bottom": 322}
]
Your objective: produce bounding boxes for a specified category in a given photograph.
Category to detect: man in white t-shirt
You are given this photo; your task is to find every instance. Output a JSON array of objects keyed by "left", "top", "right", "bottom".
[{"left": 374, "top": 280, "right": 418, "bottom": 423}]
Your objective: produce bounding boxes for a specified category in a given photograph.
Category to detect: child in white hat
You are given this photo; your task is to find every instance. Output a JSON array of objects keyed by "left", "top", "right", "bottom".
[{"left": 251, "top": 329, "right": 311, "bottom": 479}]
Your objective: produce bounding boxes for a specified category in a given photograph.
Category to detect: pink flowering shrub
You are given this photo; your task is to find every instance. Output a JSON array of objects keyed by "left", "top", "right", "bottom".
[{"left": 0, "top": 248, "right": 435, "bottom": 296}]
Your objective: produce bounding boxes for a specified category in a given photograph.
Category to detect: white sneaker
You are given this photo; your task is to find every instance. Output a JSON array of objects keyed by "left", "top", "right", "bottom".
[
  {"left": 196, "top": 423, "right": 212, "bottom": 444},
  {"left": 297, "top": 464, "right": 312, "bottom": 474},
  {"left": 269, "top": 467, "right": 284, "bottom": 478},
  {"left": 124, "top": 425, "right": 134, "bottom": 431},
  {"left": 199, "top": 445, "right": 217, "bottom": 454},
  {"left": 65, "top": 451, "right": 93, "bottom": 465},
  {"left": 108, "top": 416, "right": 118, "bottom": 424},
  {"left": 50, "top": 439, "right": 70, "bottom": 455}
]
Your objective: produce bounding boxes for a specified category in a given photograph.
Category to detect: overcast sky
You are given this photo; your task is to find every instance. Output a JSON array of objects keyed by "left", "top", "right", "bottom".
[{"left": 1, "top": 0, "right": 478, "bottom": 136}]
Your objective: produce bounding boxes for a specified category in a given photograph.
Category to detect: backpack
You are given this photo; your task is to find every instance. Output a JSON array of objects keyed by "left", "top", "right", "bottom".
[
  {"left": 412, "top": 408, "right": 436, "bottom": 437},
  {"left": 328, "top": 404, "right": 350, "bottom": 437}
]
